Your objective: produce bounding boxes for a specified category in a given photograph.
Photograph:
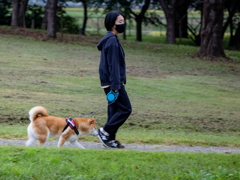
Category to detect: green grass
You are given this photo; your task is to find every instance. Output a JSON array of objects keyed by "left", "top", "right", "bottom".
[
  {"left": 0, "top": 31, "right": 240, "bottom": 147},
  {"left": 0, "top": 146, "right": 240, "bottom": 180},
  {"left": 0, "top": 27, "right": 240, "bottom": 180}
]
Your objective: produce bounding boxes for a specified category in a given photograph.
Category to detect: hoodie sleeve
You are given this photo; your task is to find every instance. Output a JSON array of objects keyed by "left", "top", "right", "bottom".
[{"left": 107, "top": 44, "right": 121, "bottom": 90}]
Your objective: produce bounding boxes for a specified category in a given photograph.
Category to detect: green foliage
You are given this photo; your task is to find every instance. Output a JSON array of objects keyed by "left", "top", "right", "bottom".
[
  {"left": 25, "top": 5, "right": 44, "bottom": 29},
  {"left": 24, "top": 5, "right": 79, "bottom": 34},
  {"left": 0, "top": 0, "right": 11, "bottom": 26},
  {"left": 57, "top": 9, "right": 79, "bottom": 34}
]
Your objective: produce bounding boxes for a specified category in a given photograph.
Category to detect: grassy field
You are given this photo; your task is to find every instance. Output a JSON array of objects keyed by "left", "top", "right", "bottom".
[
  {"left": 1, "top": 146, "right": 240, "bottom": 180},
  {"left": 0, "top": 28, "right": 240, "bottom": 179},
  {"left": 0, "top": 28, "right": 240, "bottom": 147}
]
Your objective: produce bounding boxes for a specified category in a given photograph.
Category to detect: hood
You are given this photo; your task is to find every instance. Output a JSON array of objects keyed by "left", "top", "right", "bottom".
[{"left": 97, "top": 32, "right": 116, "bottom": 51}]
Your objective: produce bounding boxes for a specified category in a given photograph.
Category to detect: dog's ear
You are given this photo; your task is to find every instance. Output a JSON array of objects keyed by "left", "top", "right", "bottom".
[{"left": 89, "top": 118, "right": 96, "bottom": 124}]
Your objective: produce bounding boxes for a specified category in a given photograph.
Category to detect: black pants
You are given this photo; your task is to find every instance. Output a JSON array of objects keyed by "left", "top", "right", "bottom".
[{"left": 103, "top": 85, "right": 132, "bottom": 140}]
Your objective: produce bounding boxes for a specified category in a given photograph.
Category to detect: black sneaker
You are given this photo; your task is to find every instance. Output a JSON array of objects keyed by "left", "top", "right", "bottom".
[
  {"left": 97, "top": 128, "right": 109, "bottom": 146},
  {"left": 106, "top": 140, "right": 125, "bottom": 148}
]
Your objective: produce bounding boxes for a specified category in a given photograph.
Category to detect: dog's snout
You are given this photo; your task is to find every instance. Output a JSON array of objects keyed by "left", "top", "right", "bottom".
[{"left": 92, "top": 129, "right": 98, "bottom": 136}]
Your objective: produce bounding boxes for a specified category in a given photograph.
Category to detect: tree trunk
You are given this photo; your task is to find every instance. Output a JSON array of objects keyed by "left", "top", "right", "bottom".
[
  {"left": 198, "top": 0, "right": 225, "bottom": 57},
  {"left": 197, "top": 3, "right": 204, "bottom": 46},
  {"left": 175, "top": 14, "right": 188, "bottom": 39},
  {"left": 166, "top": 15, "right": 176, "bottom": 44},
  {"left": 187, "top": 2, "right": 203, "bottom": 46},
  {"left": 47, "top": 0, "right": 58, "bottom": 39},
  {"left": 18, "top": 0, "right": 28, "bottom": 28},
  {"left": 228, "top": 18, "right": 234, "bottom": 47},
  {"left": 222, "top": 0, "right": 240, "bottom": 38},
  {"left": 158, "top": 0, "right": 190, "bottom": 44},
  {"left": 134, "top": 0, "right": 150, "bottom": 41},
  {"left": 80, "top": 0, "right": 88, "bottom": 35},
  {"left": 229, "top": 22, "right": 240, "bottom": 49},
  {"left": 136, "top": 17, "right": 142, "bottom": 41},
  {"left": 158, "top": 0, "right": 177, "bottom": 44},
  {"left": 175, "top": 0, "right": 189, "bottom": 38},
  {"left": 41, "top": 0, "right": 50, "bottom": 30},
  {"left": 123, "top": 0, "right": 151, "bottom": 41},
  {"left": 11, "top": 0, "right": 20, "bottom": 29}
]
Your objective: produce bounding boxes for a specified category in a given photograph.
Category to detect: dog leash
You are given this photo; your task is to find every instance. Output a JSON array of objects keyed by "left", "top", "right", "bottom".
[
  {"left": 72, "top": 111, "right": 94, "bottom": 119},
  {"left": 73, "top": 101, "right": 116, "bottom": 118},
  {"left": 65, "top": 90, "right": 118, "bottom": 119},
  {"left": 88, "top": 101, "right": 116, "bottom": 115}
]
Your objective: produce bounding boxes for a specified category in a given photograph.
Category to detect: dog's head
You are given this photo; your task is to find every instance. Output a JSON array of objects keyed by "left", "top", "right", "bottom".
[
  {"left": 77, "top": 118, "right": 98, "bottom": 136},
  {"left": 88, "top": 118, "right": 98, "bottom": 136}
]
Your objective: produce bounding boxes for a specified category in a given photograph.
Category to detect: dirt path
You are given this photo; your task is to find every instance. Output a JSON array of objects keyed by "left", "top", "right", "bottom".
[{"left": 1, "top": 139, "right": 240, "bottom": 153}]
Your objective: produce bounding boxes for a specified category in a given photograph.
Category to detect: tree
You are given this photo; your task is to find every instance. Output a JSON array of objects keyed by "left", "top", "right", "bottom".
[
  {"left": 19, "top": 0, "right": 29, "bottom": 27},
  {"left": 41, "top": 0, "right": 50, "bottom": 30},
  {"left": 47, "top": 0, "right": 58, "bottom": 38},
  {"left": 175, "top": 0, "right": 192, "bottom": 39},
  {"left": 157, "top": 0, "right": 177, "bottom": 44},
  {"left": 128, "top": 0, "right": 151, "bottom": 41},
  {"left": 11, "top": 0, "right": 20, "bottom": 29},
  {"left": 198, "top": 0, "right": 225, "bottom": 57},
  {"left": 187, "top": 0, "right": 203, "bottom": 46},
  {"left": 223, "top": 0, "right": 240, "bottom": 48},
  {"left": 93, "top": 0, "right": 153, "bottom": 42},
  {"left": 79, "top": 0, "right": 88, "bottom": 35},
  {"left": 0, "top": 0, "right": 11, "bottom": 26},
  {"left": 229, "top": 19, "right": 240, "bottom": 49},
  {"left": 222, "top": 0, "right": 239, "bottom": 36},
  {"left": 69, "top": 0, "right": 90, "bottom": 35},
  {"left": 157, "top": 0, "right": 189, "bottom": 44},
  {"left": 232, "top": 23, "right": 240, "bottom": 49}
]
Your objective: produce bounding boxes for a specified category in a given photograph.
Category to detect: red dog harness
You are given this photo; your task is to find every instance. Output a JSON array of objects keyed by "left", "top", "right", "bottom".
[{"left": 62, "top": 118, "right": 79, "bottom": 135}]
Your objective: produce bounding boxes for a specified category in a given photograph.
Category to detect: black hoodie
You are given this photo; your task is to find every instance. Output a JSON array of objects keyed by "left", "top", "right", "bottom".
[{"left": 97, "top": 32, "right": 126, "bottom": 90}]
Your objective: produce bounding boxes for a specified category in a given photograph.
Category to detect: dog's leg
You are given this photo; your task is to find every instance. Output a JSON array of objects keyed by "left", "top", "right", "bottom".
[
  {"left": 38, "top": 134, "right": 48, "bottom": 146},
  {"left": 70, "top": 140, "right": 85, "bottom": 149},
  {"left": 26, "top": 137, "right": 37, "bottom": 146},
  {"left": 26, "top": 124, "right": 38, "bottom": 146},
  {"left": 58, "top": 134, "right": 67, "bottom": 147},
  {"left": 37, "top": 128, "right": 49, "bottom": 146}
]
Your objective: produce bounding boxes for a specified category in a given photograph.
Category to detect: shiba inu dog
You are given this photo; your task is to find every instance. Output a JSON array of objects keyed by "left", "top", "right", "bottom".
[{"left": 26, "top": 106, "right": 98, "bottom": 149}]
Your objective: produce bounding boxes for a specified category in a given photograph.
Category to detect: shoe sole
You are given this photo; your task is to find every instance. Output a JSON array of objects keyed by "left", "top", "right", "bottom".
[
  {"left": 97, "top": 131, "right": 125, "bottom": 149},
  {"left": 101, "top": 142, "right": 125, "bottom": 149},
  {"left": 97, "top": 138, "right": 118, "bottom": 149},
  {"left": 97, "top": 135, "right": 109, "bottom": 147}
]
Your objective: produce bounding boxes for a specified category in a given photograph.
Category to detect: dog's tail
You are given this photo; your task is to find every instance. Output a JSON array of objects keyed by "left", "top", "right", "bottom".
[{"left": 29, "top": 106, "right": 48, "bottom": 121}]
